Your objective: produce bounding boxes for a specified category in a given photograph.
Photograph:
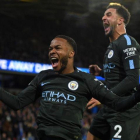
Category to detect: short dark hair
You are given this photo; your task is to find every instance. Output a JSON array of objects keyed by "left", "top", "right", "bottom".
[
  {"left": 107, "top": 3, "right": 131, "bottom": 26},
  {"left": 55, "top": 35, "right": 77, "bottom": 54}
]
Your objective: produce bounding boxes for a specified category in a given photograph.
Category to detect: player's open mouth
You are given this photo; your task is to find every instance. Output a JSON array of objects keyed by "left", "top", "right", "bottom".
[
  {"left": 103, "top": 23, "right": 110, "bottom": 33},
  {"left": 51, "top": 57, "right": 59, "bottom": 68}
]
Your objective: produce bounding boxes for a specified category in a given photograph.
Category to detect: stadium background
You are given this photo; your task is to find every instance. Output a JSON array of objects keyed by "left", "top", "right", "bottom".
[{"left": 0, "top": 0, "right": 140, "bottom": 139}]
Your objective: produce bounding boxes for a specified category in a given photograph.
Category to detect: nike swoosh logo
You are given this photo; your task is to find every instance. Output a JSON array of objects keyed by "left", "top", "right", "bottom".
[{"left": 41, "top": 82, "right": 50, "bottom": 86}]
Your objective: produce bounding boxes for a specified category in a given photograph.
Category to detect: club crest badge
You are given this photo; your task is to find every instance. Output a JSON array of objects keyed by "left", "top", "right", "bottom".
[
  {"left": 68, "top": 81, "right": 78, "bottom": 90},
  {"left": 108, "top": 50, "right": 114, "bottom": 58}
]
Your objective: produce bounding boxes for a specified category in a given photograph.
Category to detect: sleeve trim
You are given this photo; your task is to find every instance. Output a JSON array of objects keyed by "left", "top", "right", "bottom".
[{"left": 124, "top": 35, "right": 131, "bottom": 46}]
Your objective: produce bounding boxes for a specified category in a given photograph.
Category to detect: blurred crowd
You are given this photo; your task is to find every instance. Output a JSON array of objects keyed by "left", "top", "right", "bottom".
[
  {"left": 0, "top": 102, "right": 38, "bottom": 140},
  {"left": 0, "top": 90, "right": 39, "bottom": 140}
]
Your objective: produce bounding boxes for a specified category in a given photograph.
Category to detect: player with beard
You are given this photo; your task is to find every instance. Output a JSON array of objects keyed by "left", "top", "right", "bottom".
[
  {"left": 0, "top": 35, "right": 140, "bottom": 140},
  {"left": 87, "top": 3, "right": 140, "bottom": 140}
]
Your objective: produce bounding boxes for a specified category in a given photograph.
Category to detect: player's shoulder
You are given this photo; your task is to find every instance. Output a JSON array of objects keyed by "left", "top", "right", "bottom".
[
  {"left": 31, "top": 69, "right": 55, "bottom": 84},
  {"left": 75, "top": 68, "right": 87, "bottom": 75},
  {"left": 114, "top": 34, "right": 140, "bottom": 51},
  {"left": 75, "top": 69, "right": 103, "bottom": 87},
  {"left": 38, "top": 69, "right": 54, "bottom": 74},
  {"left": 75, "top": 69, "right": 94, "bottom": 80},
  {"left": 37, "top": 69, "right": 55, "bottom": 77},
  {"left": 118, "top": 34, "right": 139, "bottom": 46}
]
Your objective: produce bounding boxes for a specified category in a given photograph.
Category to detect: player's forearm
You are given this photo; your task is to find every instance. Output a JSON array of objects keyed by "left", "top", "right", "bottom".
[
  {"left": 103, "top": 92, "right": 137, "bottom": 112},
  {"left": 111, "top": 69, "right": 139, "bottom": 96},
  {"left": 111, "top": 77, "right": 137, "bottom": 96},
  {"left": 93, "top": 84, "right": 138, "bottom": 112},
  {"left": 0, "top": 86, "right": 36, "bottom": 110},
  {"left": 0, "top": 88, "right": 21, "bottom": 110}
]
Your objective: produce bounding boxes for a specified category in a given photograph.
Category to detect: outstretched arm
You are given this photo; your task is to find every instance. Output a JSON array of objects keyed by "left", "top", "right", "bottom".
[
  {"left": 0, "top": 85, "right": 38, "bottom": 110},
  {"left": 92, "top": 79, "right": 138, "bottom": 112},
  {"left": 85, "top": 75, "right": 139, "bottom": 112}
]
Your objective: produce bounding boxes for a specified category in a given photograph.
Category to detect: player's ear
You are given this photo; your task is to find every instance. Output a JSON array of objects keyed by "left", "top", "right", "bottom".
[
  {"left": 69, "top": 50, "right": 75, "bottom": 58},
  {"left": 118, "top": 17, "right": 124, "bottom": 25}
]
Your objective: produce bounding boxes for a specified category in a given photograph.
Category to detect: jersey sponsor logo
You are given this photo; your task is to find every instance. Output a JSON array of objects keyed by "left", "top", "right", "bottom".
[
  {"left": 42, "top": 91, "right": 76, "bottom": 104},
  {"left": 103, "top": 63, "right": 115, "bottom": 73},
  {"left": 123, "top": 47, "right": 137, "bottom": 59},
  {"left": 41, "top": 82, "right": 50, "bottom": 86},
  {"left": 108, "top": 50, "right": 114, "bottom": 58},
  {"left": 68, "top": 81, "right": 78, "bottom": 91}
]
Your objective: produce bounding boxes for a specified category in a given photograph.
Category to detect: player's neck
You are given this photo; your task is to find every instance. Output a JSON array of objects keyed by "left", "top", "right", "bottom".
[
  {"left": 109, "top": 26, "right": 126, "bottom": 42},
  {"left": 61, "top": 61, "right": 74, "bottom": 74}
]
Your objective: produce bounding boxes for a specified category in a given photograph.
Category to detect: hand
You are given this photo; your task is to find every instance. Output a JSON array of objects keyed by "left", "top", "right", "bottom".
[
  {"left": 87, "top": 98, "right": 101, "bottom": 109},
  {"left": 89, "top": 65, "right": 102, "bottom": 76}
]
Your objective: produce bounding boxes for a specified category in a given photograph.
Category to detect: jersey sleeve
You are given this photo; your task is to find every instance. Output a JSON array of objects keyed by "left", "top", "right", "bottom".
[
  {"left": 118, "top": 35, "right": 140, "bottom": 71},
  {"left": 111, "top": 36, "right": 140, "bottom": 95},
  {"left": 111, "top": 69, "right": 139, "bottom": 96},
  {"left": 86, "top": 76, "right": 137, "bottom": 112},
  {"left": 0, "top": 73, "right": 40, "bottom": 110}
]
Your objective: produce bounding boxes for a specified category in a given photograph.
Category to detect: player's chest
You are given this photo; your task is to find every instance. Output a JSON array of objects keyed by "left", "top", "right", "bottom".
[
  {"left": 39, "top": 75, "right": 88, "bottom": 95},
  {"left": 104, "top": 45, "right": 120, "bottom": 64},
  {"left": 38, "top": 75, "right": 90, "bottom": 104}
]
